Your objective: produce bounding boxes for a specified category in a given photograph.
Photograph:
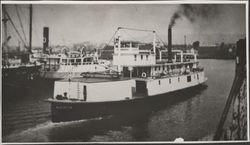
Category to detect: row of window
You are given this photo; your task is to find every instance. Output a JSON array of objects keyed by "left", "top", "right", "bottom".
[
  {"left": 158, "top": 78, "right": 174, "bottom": 85},
  {"left": 61, "top": 62, "right": 99, "bottom": 65},
  {"left": 134, "top": 55, "right": 149, "bottom": 61},
  {"left": 114, "top": 42, "right": 139, "bottom": 48},
  {"left": 61, "top": 58, "right": 94, "bottom": 63},
  {"left": 158, "top": 74, "right": 200, "bottom": 85},
  {"left": 154, "top": 65, "right": 191, "bottom": 71}
]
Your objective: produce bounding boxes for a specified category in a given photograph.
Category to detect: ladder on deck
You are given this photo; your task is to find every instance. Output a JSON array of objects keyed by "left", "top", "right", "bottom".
[{"left": 77, "top": 82, "right": 80, "bottom": 99}]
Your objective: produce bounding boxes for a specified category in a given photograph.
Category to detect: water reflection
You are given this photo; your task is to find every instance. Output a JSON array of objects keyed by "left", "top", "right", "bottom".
[{"left": 147, "top": 86, "right": 207, "bottom": 141}]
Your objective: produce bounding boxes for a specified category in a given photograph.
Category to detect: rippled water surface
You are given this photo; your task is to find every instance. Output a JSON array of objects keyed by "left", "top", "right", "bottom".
[{"left": 2, "top": 59, "right": 235, "bottom": 142}]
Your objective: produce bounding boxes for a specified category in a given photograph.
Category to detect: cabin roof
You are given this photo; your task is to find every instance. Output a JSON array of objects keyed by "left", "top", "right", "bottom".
[
  {"left": 121, "top": 60, "right": 198, "bottom": 67},
  {"left": 57, "top": 77, "right": 130, "bottom": 83},
  {"left": 120, "top": 40, "right": 140, "bottom": 43}
]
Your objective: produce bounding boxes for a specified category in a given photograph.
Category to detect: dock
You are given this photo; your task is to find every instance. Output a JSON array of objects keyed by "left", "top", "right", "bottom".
[{"left": 214, "top": 38, "right": 247, "bottom": 140}]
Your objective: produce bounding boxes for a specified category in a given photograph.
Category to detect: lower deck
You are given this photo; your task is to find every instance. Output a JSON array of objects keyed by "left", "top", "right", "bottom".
[{"left": 51, "top": 69, "right": 207, "bottom": 103}]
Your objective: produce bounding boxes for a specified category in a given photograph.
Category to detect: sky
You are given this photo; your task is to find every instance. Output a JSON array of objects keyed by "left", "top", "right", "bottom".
[{"left": 2, "top": 3, "right": 246, "bottom": 47}]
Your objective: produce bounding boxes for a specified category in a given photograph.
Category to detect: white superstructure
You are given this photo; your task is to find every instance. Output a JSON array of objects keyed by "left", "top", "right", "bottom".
[{"left": 111, "top": 27, "right": 206, "bottom": 97}]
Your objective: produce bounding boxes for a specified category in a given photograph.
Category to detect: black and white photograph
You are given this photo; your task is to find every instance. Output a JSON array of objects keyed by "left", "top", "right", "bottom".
[{"left": 1, "top": 0, "right": 248, "bottom": 143}]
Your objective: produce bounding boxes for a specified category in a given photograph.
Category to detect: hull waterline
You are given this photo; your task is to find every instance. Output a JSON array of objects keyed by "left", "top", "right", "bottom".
[{"left": 48, "top": 84, "right": 207, "bottom": 122}]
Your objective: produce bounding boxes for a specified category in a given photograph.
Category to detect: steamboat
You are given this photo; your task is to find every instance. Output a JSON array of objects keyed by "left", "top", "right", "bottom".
[
  {"left": 47, "top": 27, "right": 207, "bottom": 122},
  {"left": 31, "top": 27, "right": 111, "bottom": 79},
  {"left": 36, "top": 50, "right": 111, "bottom": 79}
]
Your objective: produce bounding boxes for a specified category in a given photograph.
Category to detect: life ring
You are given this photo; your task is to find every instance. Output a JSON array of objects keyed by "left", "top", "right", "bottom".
[
  {"left": 164, "top": 70, "right": 168, "bottom": 74},
  {"left": 142, "top": 72, "right": 147, "bottom": 78}
]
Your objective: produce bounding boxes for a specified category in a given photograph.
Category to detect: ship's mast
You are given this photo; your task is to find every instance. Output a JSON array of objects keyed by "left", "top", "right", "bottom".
[
  {"left": 2, "top": 5, "right": 9, "bottom": 60},
  {"left": 184, "top": 35, "right": 187, "bottom": 49},
  {"left": 153, "top": 31, "right": 156, "bottom": 54},
  {"left": 29, "top": 4, "right": 33, "bottom": 54}
]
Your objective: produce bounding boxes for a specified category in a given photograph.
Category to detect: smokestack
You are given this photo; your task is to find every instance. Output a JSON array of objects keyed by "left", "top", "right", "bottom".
[
  {"left": 184, "top": 35, "right": 186, "bottom": 46},
  {"left": 43, "top": 27, "right": 49, "bottom": 54},
  {"left": 168, "top": 27, "right": 172, "bottom": 63}
]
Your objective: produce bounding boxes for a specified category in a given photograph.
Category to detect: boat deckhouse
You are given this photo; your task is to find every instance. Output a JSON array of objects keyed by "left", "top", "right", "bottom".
[{"left": 112, "top": 28, "right": 198, "bottom": 79}]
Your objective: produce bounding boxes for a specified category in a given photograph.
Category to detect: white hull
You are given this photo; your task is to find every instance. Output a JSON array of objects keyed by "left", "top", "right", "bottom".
[{"left": 145, "top": 71, "right": 207, "bottom": 96}]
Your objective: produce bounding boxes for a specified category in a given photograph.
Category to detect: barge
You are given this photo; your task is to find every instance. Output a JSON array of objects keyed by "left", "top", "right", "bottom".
[{"left": 47, "top": 27, "right": 207, "bottom": 122}]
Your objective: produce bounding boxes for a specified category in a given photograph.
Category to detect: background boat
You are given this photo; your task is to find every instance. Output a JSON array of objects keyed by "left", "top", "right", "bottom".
[{"left": 2, "top": 4, "right": 42, "bottom": 85}]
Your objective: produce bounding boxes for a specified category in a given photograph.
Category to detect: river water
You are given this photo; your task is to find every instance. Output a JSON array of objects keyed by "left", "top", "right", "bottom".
[{"left": 2, "top": 59, "right": 235, "bottom": 142}]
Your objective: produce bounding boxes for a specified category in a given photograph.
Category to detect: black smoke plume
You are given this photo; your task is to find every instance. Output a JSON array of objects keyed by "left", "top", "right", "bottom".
[{"left": 169, "top": 4, "right": 219, "bottom": 28}]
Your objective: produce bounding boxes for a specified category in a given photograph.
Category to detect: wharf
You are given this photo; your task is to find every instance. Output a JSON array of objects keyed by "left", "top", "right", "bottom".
[{"left": 214, "top": 38, "right": 247, "bottom": 140}]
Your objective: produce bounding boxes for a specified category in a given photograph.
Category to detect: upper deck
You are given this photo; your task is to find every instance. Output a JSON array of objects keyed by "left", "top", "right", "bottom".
[{"left": 58, "top": 77, "right": 130, "bottom": 83}]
